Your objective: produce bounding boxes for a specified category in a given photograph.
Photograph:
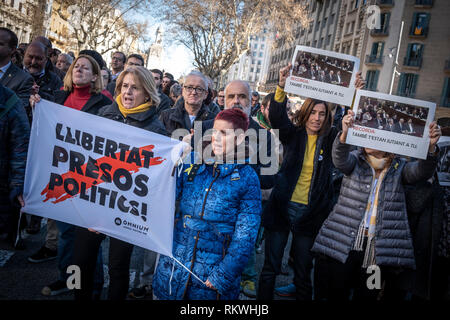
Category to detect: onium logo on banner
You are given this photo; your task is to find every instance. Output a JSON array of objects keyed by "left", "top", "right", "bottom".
[{"left": 22, "top": 100, "right": 185, "bottom": 257}]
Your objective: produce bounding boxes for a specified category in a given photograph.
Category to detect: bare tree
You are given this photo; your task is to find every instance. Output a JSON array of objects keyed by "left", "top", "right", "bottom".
[
  {"left": 54, "top": 0, "right": 150, "bottom": 55},
  {"left": 153, "top": 0, "right": 309, "bottom": 79}
]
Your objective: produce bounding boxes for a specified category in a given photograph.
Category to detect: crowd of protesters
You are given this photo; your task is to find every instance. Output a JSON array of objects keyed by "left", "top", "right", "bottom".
[{"left": 0, "top": 26, "right": 449, "bottom": 301}]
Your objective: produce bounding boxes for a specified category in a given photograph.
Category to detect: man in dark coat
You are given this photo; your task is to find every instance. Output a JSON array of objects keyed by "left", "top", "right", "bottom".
[
  {"left": 22, "top": 41, "right": 62, "bottom": 232},
  {"left": 23, "top": 41, "right": 62, "bottom": 107},
  {"left": 0, "top": 85, "right": 30, "bottom": 248},
  {"left": 159, "top": 71, "right": 217, "bottom": 136},
  {"left": 0, "top": 28, "right": 34, "bottom": 108},
  {"left": 150, "top": 69, "right": 172, "bottom": 115}
]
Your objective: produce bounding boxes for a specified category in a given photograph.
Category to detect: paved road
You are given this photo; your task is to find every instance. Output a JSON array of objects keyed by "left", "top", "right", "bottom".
[{"left": 0, "top": 219, "right": 294, "bottom": 300}]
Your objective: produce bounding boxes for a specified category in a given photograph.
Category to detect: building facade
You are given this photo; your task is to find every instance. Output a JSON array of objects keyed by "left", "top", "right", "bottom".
[
  {"left": 361, "top": 0, "right": 450, "bottom": 116},
  {"left": 0, "top": 0, "right": 52, "bottom": 44},
  {"left": 219, "top": 29, "right": 273, "bottom": 92},
  {"left": 263, "top": 0, "right": 342, "bottom": 92}
]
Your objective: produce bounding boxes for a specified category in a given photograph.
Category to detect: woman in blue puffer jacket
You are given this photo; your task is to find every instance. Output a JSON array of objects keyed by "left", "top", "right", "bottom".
[{"left": 153, "top": 108, "right": 262, "bottom": 300}]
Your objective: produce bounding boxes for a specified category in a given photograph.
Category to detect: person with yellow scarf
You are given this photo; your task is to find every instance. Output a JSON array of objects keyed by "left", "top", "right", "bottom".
[{"left": 72, "top": 66, "right": 167, "bottom": 300}]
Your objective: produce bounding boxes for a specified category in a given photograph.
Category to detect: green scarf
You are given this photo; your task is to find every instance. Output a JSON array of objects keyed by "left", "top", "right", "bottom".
[{"left": 256, "top": 110, "right": 271, "bottom": 130}]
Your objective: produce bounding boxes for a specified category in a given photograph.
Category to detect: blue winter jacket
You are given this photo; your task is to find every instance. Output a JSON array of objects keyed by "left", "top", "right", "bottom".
[{"left": 153, "top": 161, "right": 262, "bottom": 300}]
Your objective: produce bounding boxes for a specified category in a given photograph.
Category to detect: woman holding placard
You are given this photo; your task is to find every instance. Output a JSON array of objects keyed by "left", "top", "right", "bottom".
[
  {"left": 152, "top": 108, "right": 262, "bottom": 300},
  {"left": 311, "top": 110, "right": 441, "bottom": 300},
  {"left": 28, "top": 54, "right": 112, "bottom": 297},
  {"left": 71, "top": 66, "right": 167, "bottom": 300},
  {"left": 257, "top": 64, "right": 365, "bottom": 300}
]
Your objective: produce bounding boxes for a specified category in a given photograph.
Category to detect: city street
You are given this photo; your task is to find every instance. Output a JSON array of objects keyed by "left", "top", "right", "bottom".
[{"left": 0, "top": 219, "right": 294, "bottom": 300}]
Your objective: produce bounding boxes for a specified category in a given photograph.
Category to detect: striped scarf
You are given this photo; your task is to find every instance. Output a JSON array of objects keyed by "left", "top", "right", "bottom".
[{"left": 353, "top": 155, "right": 390, "bottom": 268}]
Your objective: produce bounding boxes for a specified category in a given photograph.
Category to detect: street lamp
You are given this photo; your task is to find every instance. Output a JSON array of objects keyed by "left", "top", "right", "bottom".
[{"left": 388, "top": 21, "right": 404, "bottom": 95}]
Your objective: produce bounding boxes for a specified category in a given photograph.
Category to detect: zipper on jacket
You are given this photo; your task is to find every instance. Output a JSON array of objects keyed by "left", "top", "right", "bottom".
[
  {"left": 182, "top": 163, "right": 220, "bottom": 299},
  {"left": 307, "top": 135, "right": 323, "bottom": 206}
]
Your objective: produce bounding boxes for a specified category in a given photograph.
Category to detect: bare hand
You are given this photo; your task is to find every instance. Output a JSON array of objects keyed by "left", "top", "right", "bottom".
[
  {"left": 428, "top": 121, "right": 441, "bottom": 153},
  {"left": 340, "top": 110, "right": 355, "bottom": 143},
  {"left": 17, "top": 194, "right": 25, "bottom": 207},
  {"left": 279, "top": 63, "right": 292, "bottom": 88},
  {"left": 354, "top": 71, "right": 366, "bottom": 90},
  {"left": 205, "top": 279, "right": 216, "bottom": 290},
  {"left": 31, "top": 83, "right": 40, "bottom": 95},
  {"left": 29, "top": 94, "right": 41, "bottom": 108},
  {"left": 88, "top": 228, "right": 100, "bottom": 234}
]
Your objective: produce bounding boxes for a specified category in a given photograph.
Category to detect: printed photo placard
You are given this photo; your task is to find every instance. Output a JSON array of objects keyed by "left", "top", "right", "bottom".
[
  {"left": 284, "top": 45, "right": 360, "bottom": 106},
  {"left": 346, "top": 90, "right": 436, "bottom": 159}
]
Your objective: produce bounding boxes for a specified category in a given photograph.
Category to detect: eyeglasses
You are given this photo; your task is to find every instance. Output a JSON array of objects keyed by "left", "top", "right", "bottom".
[{"left": 184, "top": 86, "right": 206, "bottom": 94}]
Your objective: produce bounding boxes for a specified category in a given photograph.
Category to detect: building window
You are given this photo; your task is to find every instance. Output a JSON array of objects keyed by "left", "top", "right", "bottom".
[
  {"left": 259, "top": 52, "right": 263, "bottom": 57},
  {"left": 368, "top": 41, "right": 384, "bottom": 63},
  {"left": 410, "top": 12, "right": 430, "bottom": 36},
  {"left": 397, "top": 73, "right": 419, "bottom": 97},
  {"left": 365, "top": 70, "right": 379, "bottom": 91},
  {"left": 330, "top": 14, "right": 335, "bottom": 25},
  {"left": 441, "top": 78, "right": 450, "bottom": 107},
  {"left": 326, "top": 35, "right": 331, "bottom": 46},
  {"left": 404, "top": 43, "right": 424, "bottom": 67}
]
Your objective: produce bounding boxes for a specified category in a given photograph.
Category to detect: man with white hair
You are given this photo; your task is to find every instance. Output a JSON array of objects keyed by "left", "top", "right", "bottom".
[
  {"left": 160, "top": 70, "right": 217, "bottom": 135},
  {"left": 55, "top": 53, "right": 73, "bottom": 75}
]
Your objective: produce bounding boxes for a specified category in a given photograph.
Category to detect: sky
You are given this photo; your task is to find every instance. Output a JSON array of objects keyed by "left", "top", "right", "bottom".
[{"left": 136, "top": 22, "right": 196, "bottom": 80}]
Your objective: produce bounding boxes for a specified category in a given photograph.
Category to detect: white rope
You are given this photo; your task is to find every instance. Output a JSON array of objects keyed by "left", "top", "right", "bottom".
[{"left": 171, "top": 256, "right": 207, "bottom": 286}]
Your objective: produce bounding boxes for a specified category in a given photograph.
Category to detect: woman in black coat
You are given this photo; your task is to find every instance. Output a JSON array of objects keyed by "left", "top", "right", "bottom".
[
  {"left": 257, "top": 64, "right": 365, "bottom": 300},
  {"left": 28, "top": 55, "right": 112, "bottom": 296},
  {"left": 71, "top": 66, "right": 167, "bottom": 300}
]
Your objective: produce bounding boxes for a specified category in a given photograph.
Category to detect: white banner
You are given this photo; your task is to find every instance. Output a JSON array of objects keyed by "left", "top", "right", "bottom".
[
  {"left": 22, "top": 100, "right": 185, "bottom": 257},
  {"left": 284, "top": 45, "right": 360, "bottom": 106},
  {"left": 346, "top": 90, "right": 435, "bottom": 160}
]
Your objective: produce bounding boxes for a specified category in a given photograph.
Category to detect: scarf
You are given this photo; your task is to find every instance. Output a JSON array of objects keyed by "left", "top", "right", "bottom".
[
  {"left": 256, "top": 110, "right": 271, "bottom": 130},
  {"left": 116, "top": 94, "right": 151, "bottom": 118},
  {"left": 353, "top": 154, "right": 391, "bottom": 268}
]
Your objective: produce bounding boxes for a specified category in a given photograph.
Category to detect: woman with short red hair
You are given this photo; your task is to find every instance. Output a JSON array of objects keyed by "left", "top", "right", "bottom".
[{"left": 152, "top": 108, "right": 262, "bottom": 300}]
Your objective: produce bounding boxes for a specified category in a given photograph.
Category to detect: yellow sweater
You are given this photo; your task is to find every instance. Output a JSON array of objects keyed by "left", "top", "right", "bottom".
[{"left": 291, "top": 134, "right": 317, "bottom": 205}]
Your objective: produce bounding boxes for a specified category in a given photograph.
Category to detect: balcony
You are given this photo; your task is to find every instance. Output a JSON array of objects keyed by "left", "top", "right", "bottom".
[
  {"left": 377, "top": 0, "right": 394, "bottom": 7},
  {"left": 370, "top": 26, "right": 389, "bottom": 37},
  {"left": 409, "top": 26, "right": 428, "bottom": 38},
  {"left": 365, "top": 54, "right": 383, "bottom": 65},
  {"left": 414, "top": 0, "right": 433, "bottom": 8},
  {"left": 403, "top": 57, "right": 422, "bottom": 69}
]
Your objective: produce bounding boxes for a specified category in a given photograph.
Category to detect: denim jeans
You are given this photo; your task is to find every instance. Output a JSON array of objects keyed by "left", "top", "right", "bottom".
[
  {"left": 56, "top": 222, "right": 103, "bottom": 294},
  {"left": 257, "top": 202, "right": 314, "bottom": 300}
]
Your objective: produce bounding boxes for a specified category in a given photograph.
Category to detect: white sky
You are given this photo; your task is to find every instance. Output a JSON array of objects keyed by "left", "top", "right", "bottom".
[{"left": 139, "top": 23, "right": 196, "bottom": 80}]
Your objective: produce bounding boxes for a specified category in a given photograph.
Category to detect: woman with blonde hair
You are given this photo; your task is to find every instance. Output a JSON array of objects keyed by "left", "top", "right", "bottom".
[
  {"left": 28, "top": 54, "right": 112, "bottom": 297},
  {"left": 72, "top": 66, "right": 167, "bottom": 300}
]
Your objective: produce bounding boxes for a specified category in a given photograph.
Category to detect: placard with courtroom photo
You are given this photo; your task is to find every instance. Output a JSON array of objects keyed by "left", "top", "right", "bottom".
[
  {"left": 284, "top": 45, "right": 360, "bottom": 106},
  {"left": 346, "top": 90, "right": 436, "bottom": 159}
]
